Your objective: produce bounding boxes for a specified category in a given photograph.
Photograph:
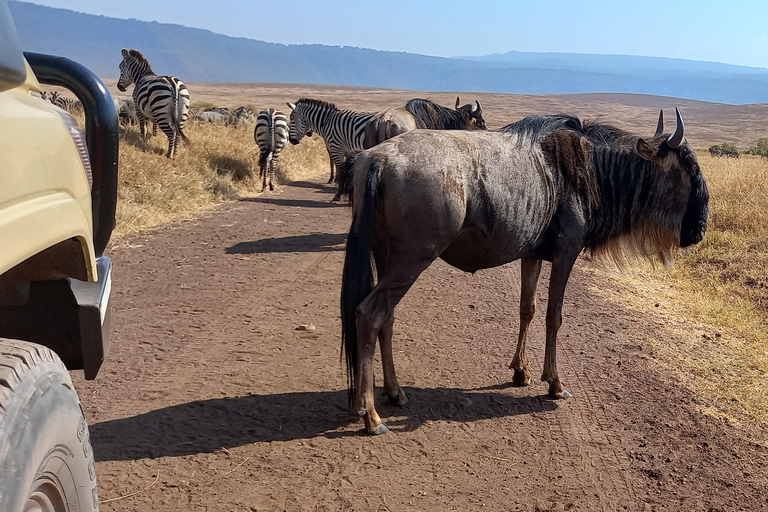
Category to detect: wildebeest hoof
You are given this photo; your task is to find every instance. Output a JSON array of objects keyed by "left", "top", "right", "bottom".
[
  {"left": 385, "top": 393, "right": 408, "bottom": 406},
  {"left": 331, "top": 194, "right": 341, "bottom": 202},
  {"left": 512, "top": 366, "right": 533, "bottom": 386},
  {"left": 369, "top": 422, "right": 390, "bottom": 435}
]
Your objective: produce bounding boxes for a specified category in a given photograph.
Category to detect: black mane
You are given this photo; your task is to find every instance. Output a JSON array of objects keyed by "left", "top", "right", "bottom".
[
  {"left": 405, "top": 99, "right": 466, "bottom": 130},
  {"left": 297, "top": 98, "right": 338, "bottom": 111}
]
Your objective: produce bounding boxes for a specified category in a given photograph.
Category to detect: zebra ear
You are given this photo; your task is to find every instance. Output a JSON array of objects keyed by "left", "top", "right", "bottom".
[
  {"left": 121, "top": 48, "right": 130, "bottom": 59},
  {"left": 286, "top": 102, "right": 296, "bottom": 111}
]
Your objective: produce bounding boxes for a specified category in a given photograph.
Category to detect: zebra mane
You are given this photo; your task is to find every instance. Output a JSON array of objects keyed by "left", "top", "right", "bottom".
[
  {"left": 125, "top": 49, "right": 153, "bottom": 71},
  {"left": 297, "top": 98, "right": 338, "bottom": 111}
]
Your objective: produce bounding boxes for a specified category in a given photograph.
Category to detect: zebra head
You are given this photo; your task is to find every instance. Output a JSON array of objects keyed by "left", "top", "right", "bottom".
[
  {"left": 118, "top": 48, "right": 152, "bottom": 92},
  {"left": 286, "top": 101, "right": 313, "bottom": 145}
]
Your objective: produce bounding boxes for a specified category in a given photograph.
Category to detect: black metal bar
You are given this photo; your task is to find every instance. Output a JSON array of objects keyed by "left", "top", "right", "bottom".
[{"left": 24, "top": 52, "right": 118, "bottom": 257}]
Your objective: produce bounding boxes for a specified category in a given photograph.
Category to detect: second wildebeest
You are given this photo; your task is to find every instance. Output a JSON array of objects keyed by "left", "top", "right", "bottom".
[{"left": 339, "top": 108, "right": 708, "bottom": 434}]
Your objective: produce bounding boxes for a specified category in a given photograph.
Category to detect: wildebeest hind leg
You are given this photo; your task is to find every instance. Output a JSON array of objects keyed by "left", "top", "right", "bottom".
[
  {"left": 356, "top": 261, "right": 431, "bottom": 434},
  {"left": 510, "top": 258, "right": 542, "bottom": 386},
  {"left": 379, "top": 312, "right": 407, "bottom": 405},
  {"left": 541, "top": 253, "right": 578, "bottom": 398}
]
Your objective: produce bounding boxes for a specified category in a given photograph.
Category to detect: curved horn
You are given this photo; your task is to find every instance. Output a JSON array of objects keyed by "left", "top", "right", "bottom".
[
  {"left": 667, "top": 107, "right": 685, "bottom": 148},
  {"left": 655, "top": 109, "right": 664, "bottom": 136},
  {"left": 455, "top": 97, "right": 461, "bottom": 109},
  {"left": 475, "top": 99, "right": 482, "bottom": 113}
]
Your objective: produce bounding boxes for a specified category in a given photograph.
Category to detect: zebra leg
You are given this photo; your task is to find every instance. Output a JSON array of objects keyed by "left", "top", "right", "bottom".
[
  {"left": 157, "top": 121, "right": 176, "bottom": 158},
  {"left": 328, "top": 152, "right": 335, "bottom": 183},
  {"left": 138, "top": 115, "right": 147, "bottom": 138},
  {"left": 259, "top": 150, "right": 269, "bottom": 191},
  {"left": 269, "top": 157, "right": 276, "bottom": 191}
]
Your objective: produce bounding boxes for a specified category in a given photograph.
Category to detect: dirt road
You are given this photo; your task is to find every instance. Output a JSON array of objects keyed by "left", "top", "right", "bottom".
[{"left": 75, "top": 178, "right": 768, "bottom": 511}]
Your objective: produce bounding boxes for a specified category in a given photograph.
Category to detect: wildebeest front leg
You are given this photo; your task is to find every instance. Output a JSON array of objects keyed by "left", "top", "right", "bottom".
[
  {"left": 510, "top": 258, "right": 542, "bottom": 386},
  {"left": 379, "top": 312, "right": 407, "bottom": 405},
  {"left": 541, "top": 252, "right": 578, "bottom": 398}
]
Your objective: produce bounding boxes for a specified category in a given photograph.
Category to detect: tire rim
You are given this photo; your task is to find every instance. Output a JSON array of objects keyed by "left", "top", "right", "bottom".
[{"left": 24, "top": 472, "right": 71, "bottom": 512}]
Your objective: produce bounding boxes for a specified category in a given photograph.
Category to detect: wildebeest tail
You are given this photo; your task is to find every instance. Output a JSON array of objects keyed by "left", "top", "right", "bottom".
[
  {"left": 340, "top": 157, "right": 380, "bottom": 410},
  {"left": 336, "top": 151, "right": 362, "bottom": 202}
]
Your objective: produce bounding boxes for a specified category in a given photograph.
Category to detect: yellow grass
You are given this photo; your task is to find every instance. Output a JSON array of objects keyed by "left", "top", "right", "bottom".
[
  {"left": 590, "top": 153, "right": 768, "bottom": 441},
  {"left": 112, "top": 118, "right": 329, "bottom": 238}
]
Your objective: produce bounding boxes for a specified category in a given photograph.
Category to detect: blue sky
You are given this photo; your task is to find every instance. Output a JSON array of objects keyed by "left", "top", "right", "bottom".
[{"left": 21, "top": 0, "right": 768, "bottom": 68}]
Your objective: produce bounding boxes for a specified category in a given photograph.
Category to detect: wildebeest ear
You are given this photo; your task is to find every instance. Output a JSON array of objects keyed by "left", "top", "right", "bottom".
[
  {"left": 286, "top": 102, "right": 296, "bottom": 111},
  {"left": 455, "top": 97, "right": 461, "bottom": 109},
  {"left": 636, "top": 138, "right": 657, "bottom": 161}
]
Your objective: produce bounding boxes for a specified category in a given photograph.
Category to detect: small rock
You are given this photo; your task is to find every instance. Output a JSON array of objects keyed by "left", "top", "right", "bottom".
[{"left": 296, "top": 323, "right": 317, "bottom": 331}]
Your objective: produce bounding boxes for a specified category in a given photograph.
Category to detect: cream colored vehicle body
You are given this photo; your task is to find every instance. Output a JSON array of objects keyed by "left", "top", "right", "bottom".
[{"left": 0, "top": 61, "right": 96, "bottom": 280}]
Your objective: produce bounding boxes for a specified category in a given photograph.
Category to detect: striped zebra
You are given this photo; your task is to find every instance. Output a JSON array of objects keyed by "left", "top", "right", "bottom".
[
  {"left": 44, "top": 91, "right": 84, "bottom": 115},
  {"left": 254, "top": 108, "right": 289, "bottom": 191},
  {"left": 117, "top": 48, "right": 190, "bottom": 158},
  {"left": 286, "top": 98, "right": 374, "bottom": 183}
]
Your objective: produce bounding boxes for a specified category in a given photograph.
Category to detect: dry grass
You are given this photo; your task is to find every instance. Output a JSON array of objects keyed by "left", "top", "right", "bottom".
[
  {"left": 589, "top": 153, "right": 768, "bottom": 441},
  {"left": 112, "top": 118, "right": 328, "bottom": 238}
]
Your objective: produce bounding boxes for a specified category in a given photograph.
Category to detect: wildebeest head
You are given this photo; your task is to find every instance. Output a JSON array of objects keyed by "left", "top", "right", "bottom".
[
  {"left": 455, "top": 97, "right": 487, "bottom": 130},
  {"left": 635, "top": 108, "right": 709, "bottom": 248},
  {"left": 286, "top": 101, "right": 315, "bottom": 144}
]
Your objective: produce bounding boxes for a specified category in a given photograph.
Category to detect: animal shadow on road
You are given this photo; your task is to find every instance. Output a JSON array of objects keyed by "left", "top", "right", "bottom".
[
  {"left": 226, "top": 233, "right": 347, "bottom": 254},
  {"left": 243, "top": 196, "right": 341, "bottom": 209},
  {"left": 89, "top": 387, "right": 557, "bottom": 461},
  {"left": 288, "top": 180, "right": 338, "bottom": 193}
]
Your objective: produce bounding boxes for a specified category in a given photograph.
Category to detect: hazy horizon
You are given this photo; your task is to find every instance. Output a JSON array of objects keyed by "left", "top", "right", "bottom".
[{"left": 15, "top": 0, "right": 768, "bottom": 69}]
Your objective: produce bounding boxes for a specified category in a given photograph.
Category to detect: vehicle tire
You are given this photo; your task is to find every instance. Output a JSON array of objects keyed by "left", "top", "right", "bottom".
[{"left": 0, "top": 339, "right": 98, "bottom": 512}]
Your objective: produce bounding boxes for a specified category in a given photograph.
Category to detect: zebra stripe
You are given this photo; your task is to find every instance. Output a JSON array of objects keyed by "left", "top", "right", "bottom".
[
  {"left": 117, "top": 48, "right": 190, "bottom": 158},
  {"left": 287, "top": 98, "right": 374, "bottom": 183},
  {"left": 255, "top": 108, "right": 289, "bottom": 191}
]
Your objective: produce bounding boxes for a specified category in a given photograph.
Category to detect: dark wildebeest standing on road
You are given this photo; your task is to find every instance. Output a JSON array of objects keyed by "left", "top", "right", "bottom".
[
  {"left": 405, "top": 97, "right": 487, "bottom": 130},
  {"left": 340, "top": 108, "right": 709, "bottom": 434}
]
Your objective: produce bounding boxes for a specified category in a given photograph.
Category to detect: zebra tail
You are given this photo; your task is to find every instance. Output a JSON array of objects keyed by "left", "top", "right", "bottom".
[{"left": 173, "top": 82, "right": 191, "bottom": 145}]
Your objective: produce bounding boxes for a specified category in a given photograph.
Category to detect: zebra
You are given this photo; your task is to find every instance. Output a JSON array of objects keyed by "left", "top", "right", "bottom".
[
  {"left": 286, "top": 98, "right": 374, "bottom": 184},
  {"left": 254, "top": 108, "right": 289, "bottom": 191},
  {"left": 117, "top": 48, "right": 190, "bottom": 158},
  {"left": 43, "top": 91, "right": 83, "bottom": 115}
]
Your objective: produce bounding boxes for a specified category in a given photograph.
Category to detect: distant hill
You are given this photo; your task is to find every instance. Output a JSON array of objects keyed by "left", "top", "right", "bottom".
[{"left": 10, "top": 1, "right": 768, "bottom": 105}]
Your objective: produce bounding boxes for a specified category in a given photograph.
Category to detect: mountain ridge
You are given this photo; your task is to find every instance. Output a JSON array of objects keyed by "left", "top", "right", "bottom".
[{"left": 9, "top": 1, "right": 768, "bottom": 105}]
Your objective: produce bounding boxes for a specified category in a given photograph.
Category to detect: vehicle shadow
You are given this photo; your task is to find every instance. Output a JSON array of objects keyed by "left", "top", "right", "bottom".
[
  {"left": 89, "top": 386, "right": 558, "bottom": 461},
  {"left": 226, "top": 233, "right": 347, "bottom": 254}
]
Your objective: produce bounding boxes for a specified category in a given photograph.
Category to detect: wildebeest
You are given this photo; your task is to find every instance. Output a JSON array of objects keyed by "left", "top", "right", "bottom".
[
  {"left": 363, "top": 107, "right": 425, "bottom": 148},
  {"left": 114, "top": 95, "right": 138, "bottom": 125},
  {"left": 339, "top": 108, "right": 708, "bottom": 434},
  {"left": 404, "top": 97, "right": 487, "bottom": 130},
  {"left": 195, "top": 110, "right": 230, "bottom": 124}
]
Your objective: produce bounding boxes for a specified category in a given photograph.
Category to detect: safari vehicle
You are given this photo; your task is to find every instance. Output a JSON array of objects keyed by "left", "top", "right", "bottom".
[{"left": 0, "top": 1, "right": 118, "bottom": 510}]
